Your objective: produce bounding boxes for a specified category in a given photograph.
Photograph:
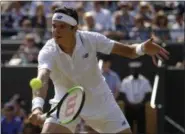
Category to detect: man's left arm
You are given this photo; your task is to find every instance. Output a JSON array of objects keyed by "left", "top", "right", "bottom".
[
  {"left": 93, "top": 32, "right": 169, "bottom": 65},
  {"left": 111, "top": 38, "right": 170, "bottom": 65}
]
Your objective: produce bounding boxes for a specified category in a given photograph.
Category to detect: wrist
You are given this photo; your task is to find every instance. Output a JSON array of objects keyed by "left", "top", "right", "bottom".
[
  {"left": 32, "top": 107, "right": 43, "bottom": 113},
  {"left": 136, "top": 43, "right": 145, "bottom": 56},
  {"left": 32, "top": 97, "right": 45, "bottom": 112}
]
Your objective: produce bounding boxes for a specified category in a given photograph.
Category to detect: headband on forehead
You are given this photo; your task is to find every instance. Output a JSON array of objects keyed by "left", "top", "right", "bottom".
[{"left": 52, "top": 13, "right": 77, "bottom": 26}]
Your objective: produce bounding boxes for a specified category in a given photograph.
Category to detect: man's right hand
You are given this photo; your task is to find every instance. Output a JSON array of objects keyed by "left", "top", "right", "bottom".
[{"left": 28, "top": 108, "right": 44, "bottom": 126}]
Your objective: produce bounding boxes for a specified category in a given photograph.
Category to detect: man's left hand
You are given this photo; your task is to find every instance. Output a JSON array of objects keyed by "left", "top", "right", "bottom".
[{"left": 143, "top": 38, "right": 170, "bottom": 66}]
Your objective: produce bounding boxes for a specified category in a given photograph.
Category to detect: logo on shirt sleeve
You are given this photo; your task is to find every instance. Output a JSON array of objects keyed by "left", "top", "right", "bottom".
[{"left": 122, "top": 120, "right": 126, "bottom": 126}]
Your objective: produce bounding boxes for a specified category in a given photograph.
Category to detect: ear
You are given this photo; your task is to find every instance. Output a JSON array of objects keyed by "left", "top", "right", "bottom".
[
  {"left": 75, "top": 26, "right": 78, "bottom": 31},
  {"left": 71, "top": 25, "right": 78, "bottom": 31}
]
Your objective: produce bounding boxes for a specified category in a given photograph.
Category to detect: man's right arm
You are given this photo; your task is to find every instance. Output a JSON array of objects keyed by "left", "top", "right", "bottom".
[
  {"left": 33, "top": 69, "right": 50, "bottom": 99},
  {"left": 32, "top": 68, "right": 50, "bottom": 111},
  {"left": 28, "top": 68, "right": 50, "bottom": 126},
  {"left": 29, "top": 68, "right": 50, "bottom": 126},
  {"left": 31, "top": 44, "right": 54, "bottom": 112},
  {"left": 29, "top": 46, "right": 54, "bottom": 126}
]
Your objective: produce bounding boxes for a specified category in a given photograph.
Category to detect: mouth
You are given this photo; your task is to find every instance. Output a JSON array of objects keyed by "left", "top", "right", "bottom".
[{"left": 55, "top": 35, "right": 62, "bottom": 39}]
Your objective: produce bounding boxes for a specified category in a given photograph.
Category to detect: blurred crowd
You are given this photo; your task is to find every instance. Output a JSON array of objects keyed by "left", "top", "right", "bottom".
[
  {"left": 1, "top": 94, "right": 42, "bottom": 134},
  {"left": 1, "top": 1, "right": 185, "bottom": 134},
  {"left": 1, "top": 1, "right": 184, "bottom": 66}
]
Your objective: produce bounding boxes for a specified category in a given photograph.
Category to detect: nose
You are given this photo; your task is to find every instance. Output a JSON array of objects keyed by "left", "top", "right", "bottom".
[
  {"left": 54, "top": 28, "right": 59, "bottom": 34},
  {"left": 53, "top": 28, "right": 60, "bottom": 36}
]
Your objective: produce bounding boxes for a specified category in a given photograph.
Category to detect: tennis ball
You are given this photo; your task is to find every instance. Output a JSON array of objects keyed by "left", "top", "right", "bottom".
[{"left": 29, "top": 78, "right": 42, "bottom": 90}]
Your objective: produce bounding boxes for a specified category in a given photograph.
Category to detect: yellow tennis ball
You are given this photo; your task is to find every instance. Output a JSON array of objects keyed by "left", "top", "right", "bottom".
[{"left": 29, "top": 78, "right": 42, "bottom": 90}]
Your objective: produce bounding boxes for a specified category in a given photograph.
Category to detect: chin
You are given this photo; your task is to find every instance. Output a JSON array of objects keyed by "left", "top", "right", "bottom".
[
  {"left": 54, "top": 37, "right": 61, "bottom": 42},
  {"left": 53, "top": 38, "right": 59, "bottom": 44}
]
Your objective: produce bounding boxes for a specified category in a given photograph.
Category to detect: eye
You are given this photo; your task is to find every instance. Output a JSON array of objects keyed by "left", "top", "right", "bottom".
[{"left": 60, "top": 24, "right": 66, "bottom": 29}]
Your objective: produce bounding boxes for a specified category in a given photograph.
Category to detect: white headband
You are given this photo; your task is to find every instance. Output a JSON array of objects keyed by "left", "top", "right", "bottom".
[{"left": 52, "top": 13, "right": 77, "bottom": 26}]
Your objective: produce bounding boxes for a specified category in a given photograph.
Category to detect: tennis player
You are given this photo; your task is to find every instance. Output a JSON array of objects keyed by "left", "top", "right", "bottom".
[{"left": 29, "top": 7, "right": 169, "bottom": 134}]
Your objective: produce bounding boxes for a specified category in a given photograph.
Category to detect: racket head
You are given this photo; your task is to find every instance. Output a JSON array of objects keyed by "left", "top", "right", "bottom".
[{"left": 56, "top": 86, "right": 85, "bottom": 124}]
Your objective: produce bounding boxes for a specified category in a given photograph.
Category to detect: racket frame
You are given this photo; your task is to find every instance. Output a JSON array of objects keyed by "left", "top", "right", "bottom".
[{"left": 45, "top": 86, "right": 85, "bottom": 124}]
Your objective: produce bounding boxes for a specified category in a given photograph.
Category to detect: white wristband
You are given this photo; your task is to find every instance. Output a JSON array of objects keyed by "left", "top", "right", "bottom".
[
  {"left": 136, "top": 43, "right": 145, "bottom": 55},
  {"left": 32, "top": 97, "right": 45, "bottom": 111}
]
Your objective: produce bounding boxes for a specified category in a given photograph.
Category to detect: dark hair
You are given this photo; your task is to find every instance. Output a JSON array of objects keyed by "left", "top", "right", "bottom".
[{"left": 54, "top": 7, "right": 79, "bottom": 27}]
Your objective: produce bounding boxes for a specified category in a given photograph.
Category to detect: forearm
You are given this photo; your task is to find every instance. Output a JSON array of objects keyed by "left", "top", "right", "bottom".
[
  {"left": 32, "top": 69, "right": 50, "bottom": 99},
  {"left": 32, "top": 69, "right": 50, "bottom": 111},
  {"left": 111, "top": 41, "right": 144, "bottom": 59}
]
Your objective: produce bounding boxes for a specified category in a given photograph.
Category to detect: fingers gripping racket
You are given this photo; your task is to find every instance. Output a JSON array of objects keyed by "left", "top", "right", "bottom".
[{"left": 40, "top": 86, "right": 85, "bottom": 124}]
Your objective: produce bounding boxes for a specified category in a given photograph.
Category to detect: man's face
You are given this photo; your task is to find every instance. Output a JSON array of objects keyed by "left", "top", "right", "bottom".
[
  {"left": 94, "top": 2, "right": 101, "bottom": 9},
  {"left": 4, "top": 107, "right": 15, "bottom": 119},
  {"left": 25, "top": 38, "right": 35, "bottom": 47},
  {"left": 120, "top": 5, "right": 129, "bottom": 14},
  {"left": 135, "top": 18, "right": 144, "bottom": 28},
  {"left": 85, "top": 16, "right": 94, "bottom": 28},
  {"left": 115, "top": 14, "right": 122, "bottom": 25},
  {"left": 102, "top": 61, "right": 111, "bottom": 73},
  {"left": 5, "top": 110, "right": 14, "bottom": 117},
  {"left": 130, "top": 67, "right": 140, "bottom": 79},
  {"left": 22, "top": 20, "right": 32, "bottom": 32},
  {"left": 140, "top": 6, "right": 148, "bottom": 13},
  {"left": 52, "top": 20, "right": 76, "bottom": 44}
]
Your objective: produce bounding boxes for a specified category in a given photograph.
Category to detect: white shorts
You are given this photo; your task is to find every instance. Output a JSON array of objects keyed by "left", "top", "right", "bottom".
[{"left": 44, "top": 91, "right": 130, "bottom": 133}]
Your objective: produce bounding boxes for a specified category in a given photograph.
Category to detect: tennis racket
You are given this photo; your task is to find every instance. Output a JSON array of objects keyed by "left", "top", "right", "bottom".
[{"left": 40, "top": 86, "right": 85, "bottom": 124}]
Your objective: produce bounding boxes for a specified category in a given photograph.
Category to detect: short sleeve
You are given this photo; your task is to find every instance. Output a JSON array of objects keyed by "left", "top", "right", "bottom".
[
  {"left": 38, "top": 50, "right": 54, "bottom": 71},
  {"left": 93, "top": 32, "right": 115, "bottom": 54},
  {"left": 120, "top": 79, "right": 128, "bottom": 93}
]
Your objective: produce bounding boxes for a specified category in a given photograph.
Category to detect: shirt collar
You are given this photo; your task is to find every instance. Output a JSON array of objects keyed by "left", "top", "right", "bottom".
[
  {"left": 54, "top": 31, "right": 82, "bottom": 54},
  {"left": 75, "top": 31, "right": 82, "bottom": 51},
  {"left": 103, "top": 70, "right": 111, "bottom": 75}
]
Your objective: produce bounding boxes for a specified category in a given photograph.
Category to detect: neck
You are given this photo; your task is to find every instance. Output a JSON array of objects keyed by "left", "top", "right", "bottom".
[{"left": 58, "top": 35, "right": 76, "bottom": 56}]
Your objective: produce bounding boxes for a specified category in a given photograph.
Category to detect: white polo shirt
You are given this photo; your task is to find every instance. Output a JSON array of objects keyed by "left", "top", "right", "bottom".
[
  {"left": 120, "top": 74, "right": 152, "bottom": 104},
  {"left": 38, "top": 30, "right": 116, "bottom": 116}
]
